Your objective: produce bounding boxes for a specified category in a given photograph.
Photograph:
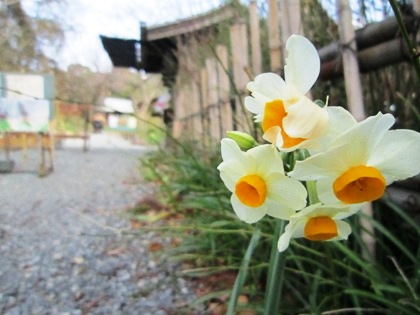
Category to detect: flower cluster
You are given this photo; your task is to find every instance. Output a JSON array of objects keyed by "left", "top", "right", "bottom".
[{"left": 217, "top": 35, "right": 420, "bottom": 252}]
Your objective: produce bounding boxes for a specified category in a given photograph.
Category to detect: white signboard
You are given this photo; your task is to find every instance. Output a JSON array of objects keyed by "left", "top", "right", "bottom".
[
  {"left": 5, "top": 74, "right": 45, "bottom": 100},
  {"left": 0, "top": 98, "right": 50, "bottom": 132}
]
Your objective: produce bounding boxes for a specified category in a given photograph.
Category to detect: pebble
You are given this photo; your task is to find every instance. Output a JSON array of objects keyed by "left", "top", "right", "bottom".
[{"left": 0, "top": 136, "right": 199, "bottom": 314}]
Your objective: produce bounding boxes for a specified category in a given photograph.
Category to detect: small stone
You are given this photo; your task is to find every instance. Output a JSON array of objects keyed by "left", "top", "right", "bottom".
[{"left": 53, "top": 253, "right": 64, "bottom": 261}]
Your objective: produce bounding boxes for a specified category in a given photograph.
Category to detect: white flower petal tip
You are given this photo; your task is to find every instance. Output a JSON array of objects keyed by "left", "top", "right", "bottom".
[
  {"left": 219, "top": 138, "right": 243, "bottom": 162},
  {"left": 285, "top": 35, "right": 320, "bottom": 94},
  {"left": 277, "top": 231, "right": 292, "bottom": 253}
]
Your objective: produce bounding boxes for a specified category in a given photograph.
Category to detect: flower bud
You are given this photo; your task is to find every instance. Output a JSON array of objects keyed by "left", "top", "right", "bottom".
[{"left": 226, "top": 131, "right": 258, "bottom": 150}]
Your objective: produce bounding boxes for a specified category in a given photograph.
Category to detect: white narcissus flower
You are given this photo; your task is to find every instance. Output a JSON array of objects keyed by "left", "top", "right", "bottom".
[
  {"left": 278, "top": 203, "right": 354, "bottom": 252},
  {"left": 217, "top": 138, "right": 307, "bottom": 223},
  {"left": 292, "top": 112, "right": 420, "bottom": 205},
  {"left": 244, "top": 34, "right": 329, "bottom": 152},
  {"left": 307, "top": 106, "right": 357, "bottom": 154}
]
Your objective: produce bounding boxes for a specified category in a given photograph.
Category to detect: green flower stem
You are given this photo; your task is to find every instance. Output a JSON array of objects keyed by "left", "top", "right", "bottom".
[
  {"left": 227, "top": 228, "right": 261, "bottom": 315},
  {"left": 264, "top": 219, "right": 287, "bottom": 315},
  {"left": 306, "top": 180, "right": 320, "bottom": 205}
]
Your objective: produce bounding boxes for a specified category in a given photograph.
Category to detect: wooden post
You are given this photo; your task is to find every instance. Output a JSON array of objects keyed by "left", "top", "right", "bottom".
[
  {"left": 279, "top": 0, "right": 303, "bottom": 42},
  {"left": 337, "top": 0, "right": 373, "bottom": 259},
  {"left": 206, "top": 57, "right": 220, "bottom": 141},
  {"left": 216, "top": 45, "right": 233, "bottom": 137},
  {"left": 230, "top": 20, "right": 252, "bottom": 133},
  {"left": 268, "top": 0, "right": 282, "bottom": 73},
  {"left": 182, "top": 37, "right": 203, "bottom": 141},
  {"left": 172, "top": 83, "right": 185, "bottom": 139},
  {"left": 337, "top": 0, "right": 365, "bottom": 121},
  {"left": 249, "top": 0, "right": 262, "bottom": 76},
  {"left": 200, "top": 67, "right": 209, "bottom": 140},
  {"left": 190, "top": 80, "right": 203, "bottom": 139}
]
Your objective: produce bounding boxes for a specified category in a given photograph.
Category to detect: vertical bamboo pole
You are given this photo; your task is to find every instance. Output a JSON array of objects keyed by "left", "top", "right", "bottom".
[
  {"left": 337, "top": 0, "right": 365, "bottom": 121},
  {"left": 172, "top": 86, "right": 184, "bottom": 139},
  {"left": 191, "top": 80, "right": 203, "bottom": 139},
  {"left": 206, "top": 57, "right": 220, "bottom": 141},
  {"left": 268, "top": 0, "right": 282, "bottom": 73},
  {"left": 216, "top": 45, "right": 233, "bottom": 137},
  {"left": 230, "top": 19, "right": 251, "bottom": 133},
  {"left": 184, "top": 37, "right": 203, "bottom": 141},
  {"left": 200, "top": 67, "right": 209, "bottom": 140},
  {"left": 336, "top": 0, "right": 374, "bottom": 258},
  {"left": 172, "top": 36, "right": 184, "bottom": 139},
  {"left": 279, "top": 0, "right": 302, "bottom": 41},
  {"left": 249, "top": 0, "right": 262, "bottom": 76}
]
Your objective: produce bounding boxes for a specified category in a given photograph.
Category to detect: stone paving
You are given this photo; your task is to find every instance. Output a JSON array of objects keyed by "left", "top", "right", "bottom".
[{"left": 0, "top": 134, "right": 196, "bottom": 315}]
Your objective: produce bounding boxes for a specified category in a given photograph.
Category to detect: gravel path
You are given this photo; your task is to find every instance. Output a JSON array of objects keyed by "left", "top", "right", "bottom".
[{"left": 0, "top": 135, "right": 196, "bottom": 315}]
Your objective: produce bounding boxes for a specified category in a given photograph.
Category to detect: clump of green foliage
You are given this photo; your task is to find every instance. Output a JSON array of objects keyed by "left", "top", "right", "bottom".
[{"left": 139, "top": 138, "right": 420, "bottom": 314}]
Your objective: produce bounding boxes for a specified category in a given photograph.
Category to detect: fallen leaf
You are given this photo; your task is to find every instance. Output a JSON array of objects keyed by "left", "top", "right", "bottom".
[
  {"left": 148, "top": 242, "right": 163, "bottom": 252},
  {"left": 106, "top": 246, "right": 127, "bottom": 256},
  {"left": 237, "top": 294, "right": 249, "bottom": 305},
  {"left": 207, "top": 301, "right": 227, "bottom": 315},
  {"left": 130, "top": 219, "right": 142, "bottom": 229},
  {"left": 170, "top": 237, "right": 182, "bottom": 247}
]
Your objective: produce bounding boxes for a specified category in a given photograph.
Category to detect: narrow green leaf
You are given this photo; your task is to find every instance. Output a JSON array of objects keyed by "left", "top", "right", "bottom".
[
  {"left": 226, "top": 228, "right": 261, "bottom": 315},
  {"left": 264, "top": 219, "right": 288, "bottom": 315}
]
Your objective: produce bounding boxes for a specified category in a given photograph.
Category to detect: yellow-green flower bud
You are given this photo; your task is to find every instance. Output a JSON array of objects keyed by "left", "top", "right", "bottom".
[{"left": 226, "top": 131, "right": 258, "bottom": 150}]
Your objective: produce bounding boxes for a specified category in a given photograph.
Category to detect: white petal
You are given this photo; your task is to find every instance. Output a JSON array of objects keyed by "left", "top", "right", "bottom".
[
  {"left": 266, "top": 174, "right": 308, "bottom": 211},
  {"left": 231, "top": 194, "right": 267, "bottom": 223},
  {"left": 278, "top": 219, "right": 306, "bottom": 252},
  {"left": 326, "top": 106, "right": 357, "bottom": 135},
  {"left": 218, "top": 140, "right": 256, "bottom": 191},
  {"left": 292, "top": 146, "right": 349, "bottom": 181},
  {"left": 265, "top": 199, "right": 296, "bottom": 220},
  {"left": 284, "top": 35, "right": 320, "bottom": 94},
  {"left": 291, "top": 202, "right": 323, "bottom": 218},
  {"left": 291, "top": 220, "right": 306, "bottom": 239},
  {"left": 220, "top": 138, "right": 243, "bottom": 162},
  {"left": 283, "top": 97, "right": 329, "bottom": 138},
  {"left": 310, "top": 106, "right": 357, "bottom": 154},
  {"left": 263, "top": 126, "right": 284, "bottom": 148},
  {"left": 247, "top": 72, "right": 288, "bottom": 100},
  {"left": 244, "top": 96, "right": 264, "bottom": 116},
  {"left": 218, "top": 160, "right": 248, "bottom": 191},
  {"left": 292, "top": 202, "right": 351, "bottom": 219},
  {"left": 277, "top": 225, "right": 293, "bottom": 252},
  {"left": 368, "top": 129, "right": 420, "bottom": 184},
  {"left": 292, "top": 112, "right": 395, "bottom": 180},
  {"left": 332, "top": 112, "right": 395, "bottom": 163},
  {"left": 316, "top": 177, "right": 340, "bottom": 205},
  {"left": 249, "top": 144, "right": 284, "bottom": 174},
  {"left": 331, "top": 220, "right": 352, "bottom": 241}
]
